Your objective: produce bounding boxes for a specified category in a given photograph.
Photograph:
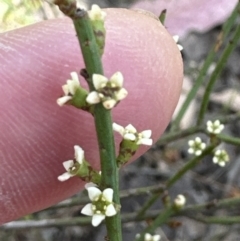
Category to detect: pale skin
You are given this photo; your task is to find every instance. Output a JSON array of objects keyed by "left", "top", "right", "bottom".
[{"left": 0, "top": 8, "right": 183, "bottom": 224}]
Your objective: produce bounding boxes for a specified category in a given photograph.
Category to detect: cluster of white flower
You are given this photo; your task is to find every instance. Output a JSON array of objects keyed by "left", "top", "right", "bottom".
[
  {"left": 113, "top": 123, "right": 153, "bottom": 146},
  {"left": 86, "top": 72, "right": 128, "bottom": 109},
  {"left": 57, "top": 71, "right": 128, "bottom": 110},
  {"left": 57, "top": 145, "right": 84, "bottom": 181},
  {"left": 207, "top": 120, "right": 224, "bottom": 134},
  {"left": 136, "top": 233, "right": 161, "bottom": 241},
  {"left": 213, "top": 149, "right": 229, "bottom": 167},
  {"left": 188, "top": 137, "right": 206, "bottom": 156},
  {"left": 173, "top": 35, "right": 183, "bottom": 51},
  {"left": 57, "top": 72, "right": 81, "bottom": 106},
  {"left": 81, "top": 185, "right": 117, "bottom": 226}
]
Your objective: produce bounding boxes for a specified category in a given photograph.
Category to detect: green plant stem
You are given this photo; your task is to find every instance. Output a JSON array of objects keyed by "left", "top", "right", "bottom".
[
  {"left": 54, "top": 2, "right": 122, "bottom": 240},
  {"left": 181, "top": 196, "right": 240, "bottom": 213},
  {"left": 197, "top": 23, "right": 240, "bottom": 125},
  {"left": 192, "top": 214, "right": 240, "bottom": 225},
  {"left": 73, "top": 10, "right": 121, "bottom": 241},
  {"left": 218, "top": 134, "right": 240, "bottom": 146},
  {"left": 156, "top": 126, "right": 204, "bottom": 146},
  {"left": 137, "top": 144, "right": 216, "bottom": 218},
  {"left": 159, "top": 9, "right": 167, "bottom": 25},
  {"left": 135, "top": 206, "right": 174, "bottom": 241},
  {"left": 171, "top": 1, "right": 240, "bottom": 131},
  {"left": 166, "top": 144, "right": 216, "bottom": 187}
]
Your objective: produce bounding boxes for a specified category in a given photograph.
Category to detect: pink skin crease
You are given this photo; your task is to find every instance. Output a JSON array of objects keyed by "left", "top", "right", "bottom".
[{"left": 0, "top": 8, "right": 183, "bottom": 224}]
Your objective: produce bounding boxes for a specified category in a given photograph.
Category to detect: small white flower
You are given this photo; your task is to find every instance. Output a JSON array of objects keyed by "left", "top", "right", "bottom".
[
  {"left": 188, "top": 137, "right": 206, "bottom": 156},
  {"left": 213, "top": 149, "right": 229, "bottom": 167},
  {"left": 57, "top": 72, "right": 81, "bottom": 106},
  {"left": 58, "top": 145, "right": 84, "bottom": 181},
  {"left": 88, "top": 4, "right": 107, "bottom": 21},
  {"left": 207, "top": 120, "right": 224, "bottom": 134},
  {"left": 113, "top": 123, "right": 153, "bottom": 146},
  {"left": 86, "top": 72, "right": 128, "bottom": 109},
  {"left": 136, "top": 233, "right": 161, "bottom": 241},
  {"left": 173, "top": 35, "right": 183, "bottom": 51},
  {"left": 81, "top": 187, "right": 117, "bottom": 227},
  {"left": 174, "top": 194, "right": 186, "bottom": 208}
]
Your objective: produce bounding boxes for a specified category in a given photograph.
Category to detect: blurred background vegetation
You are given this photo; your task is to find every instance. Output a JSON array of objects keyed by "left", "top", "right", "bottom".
[{"left": 0, "top": 0, "right": 137, "bottom": 32}]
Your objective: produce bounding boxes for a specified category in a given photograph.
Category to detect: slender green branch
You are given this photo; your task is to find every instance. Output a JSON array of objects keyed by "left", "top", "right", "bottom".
[
  {"left": 135, "top": 205, "right": 173, "bottom": 241},
  {"left": 191, "top": 214, "right": 240, "bottom": 225},
  {"left": 171, "top": 1, "right": 240, "bottom": 131},
  {"left": 181, "top": 196, "right": 240, "bottom": 213},
  {"left": 197, "top": 23, "right": 240, "bottom": 125},
  {"left": 217, "top": 134, "right": 240, "bottom": 146},
  {"left": 53, "top": 2, "right": 122, "bottom": 240},
  {"left": 156, "top": 126, "right": 205, "bottom": 146},
  {"left": 4, "top": 196, "right": 240, "bottom": 230},
  {"left": 74, "top": 10, "right": 122, "bottom": 241},
  {"left": 137, "top": 144, "right": 217, "bottom": 218},
  {"left": 166, "top": 144, "right": 216, "bottom": 187}
]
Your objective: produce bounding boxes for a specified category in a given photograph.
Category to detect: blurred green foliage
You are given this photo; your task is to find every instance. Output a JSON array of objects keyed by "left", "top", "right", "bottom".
[{"left": 0, "top": 0, "right": 44, "bottom": 31}]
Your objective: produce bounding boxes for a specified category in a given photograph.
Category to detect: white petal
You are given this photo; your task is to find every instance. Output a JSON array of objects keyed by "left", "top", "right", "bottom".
[
  {"left": 86, "top": 91, "right": 101, "bottom": 104},
  {"left": 195, "top": 137, "right": 201, "bottom": 143},
  {"left": 188, "top": 140, "right": 194, "bottom": 146},
  {"left": 195, "top": 150, "right": 202, "bottom": 156},
  {"left": 141, "top": 130, "right": 152, "bottom": 139},
  {"left": 70, "top": 72, "right": 79, "bottom": 83},
  {"left": 92, "top": 214, "right": 105, "bottom": 227},
  {"left": 125, "top": 124, "right": 137, "bottom": 133},
  {"left": 201, "top": 143, "right": 206, "bottom": 149},
  {"left": 92, "top": 74, "right": 108, "bottom": 90},
  {"left": 172, "top": 35, "right": 179, "bottom": 43},
  {"left": 74, "top": 145, "right": 84, "bottom": 164},
  {"left": 105, "top": 204, "right": 117, "bottom": 216},
  {"left": 102, "top": 188, "right": 114, "bottom": 202},
  {"left": 144, "top": 233, "right": 152, "bottom": 241},
  {"left": 213, "top": 157, "right": 218, "bottom": 163},
  {"left": 87, "top": 187, "right": 102, "bottom": 201},
  {"left": 153, "top": 235, "right": 161, "bottom": 241},
  {"left": 112, "top": 123, "right": 125, "bottom": 136},
  {"left": 62, "top": 84, "right": 69, "bottom": 95},
  {"left": 188, "top": 148, "right": 194, "bottom": 154},
  {"left": 57, "top": 172, "right": 73, "bottom": 182},
  {"left": 115, "top": 88, "right": 128, "bottom": 100},
  {"left": 177, "top": 44, "right": 183, "bottom": 51},
  {"left": 63, "top": 160, "right": 74, "bottom": 171},
  {"left": 56, "top": 96, "right": 72, "bottom": 106},
  {"left": 124, "top": 133, "right": 136, "bottom": 141},
  {"left": 81, "top": 203, "right": 94, "bottom": 216},
  {"left": 206, "top": 120, "right": 212, "bottom": 126},
  {"left": 137, "top": 138, "right": 153, "bottom": 146},
  {"left": 110, "top": 72, "right": 124, "bottom": 87},
  {"left": 219, "top": 161, "right": 226, "bottom": 167},
  {"left": 67, "top": 80, "right": 75, "bottom": 95},
  {"left": 103, "top": 99, "right": 116, "bottom": 109}
]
